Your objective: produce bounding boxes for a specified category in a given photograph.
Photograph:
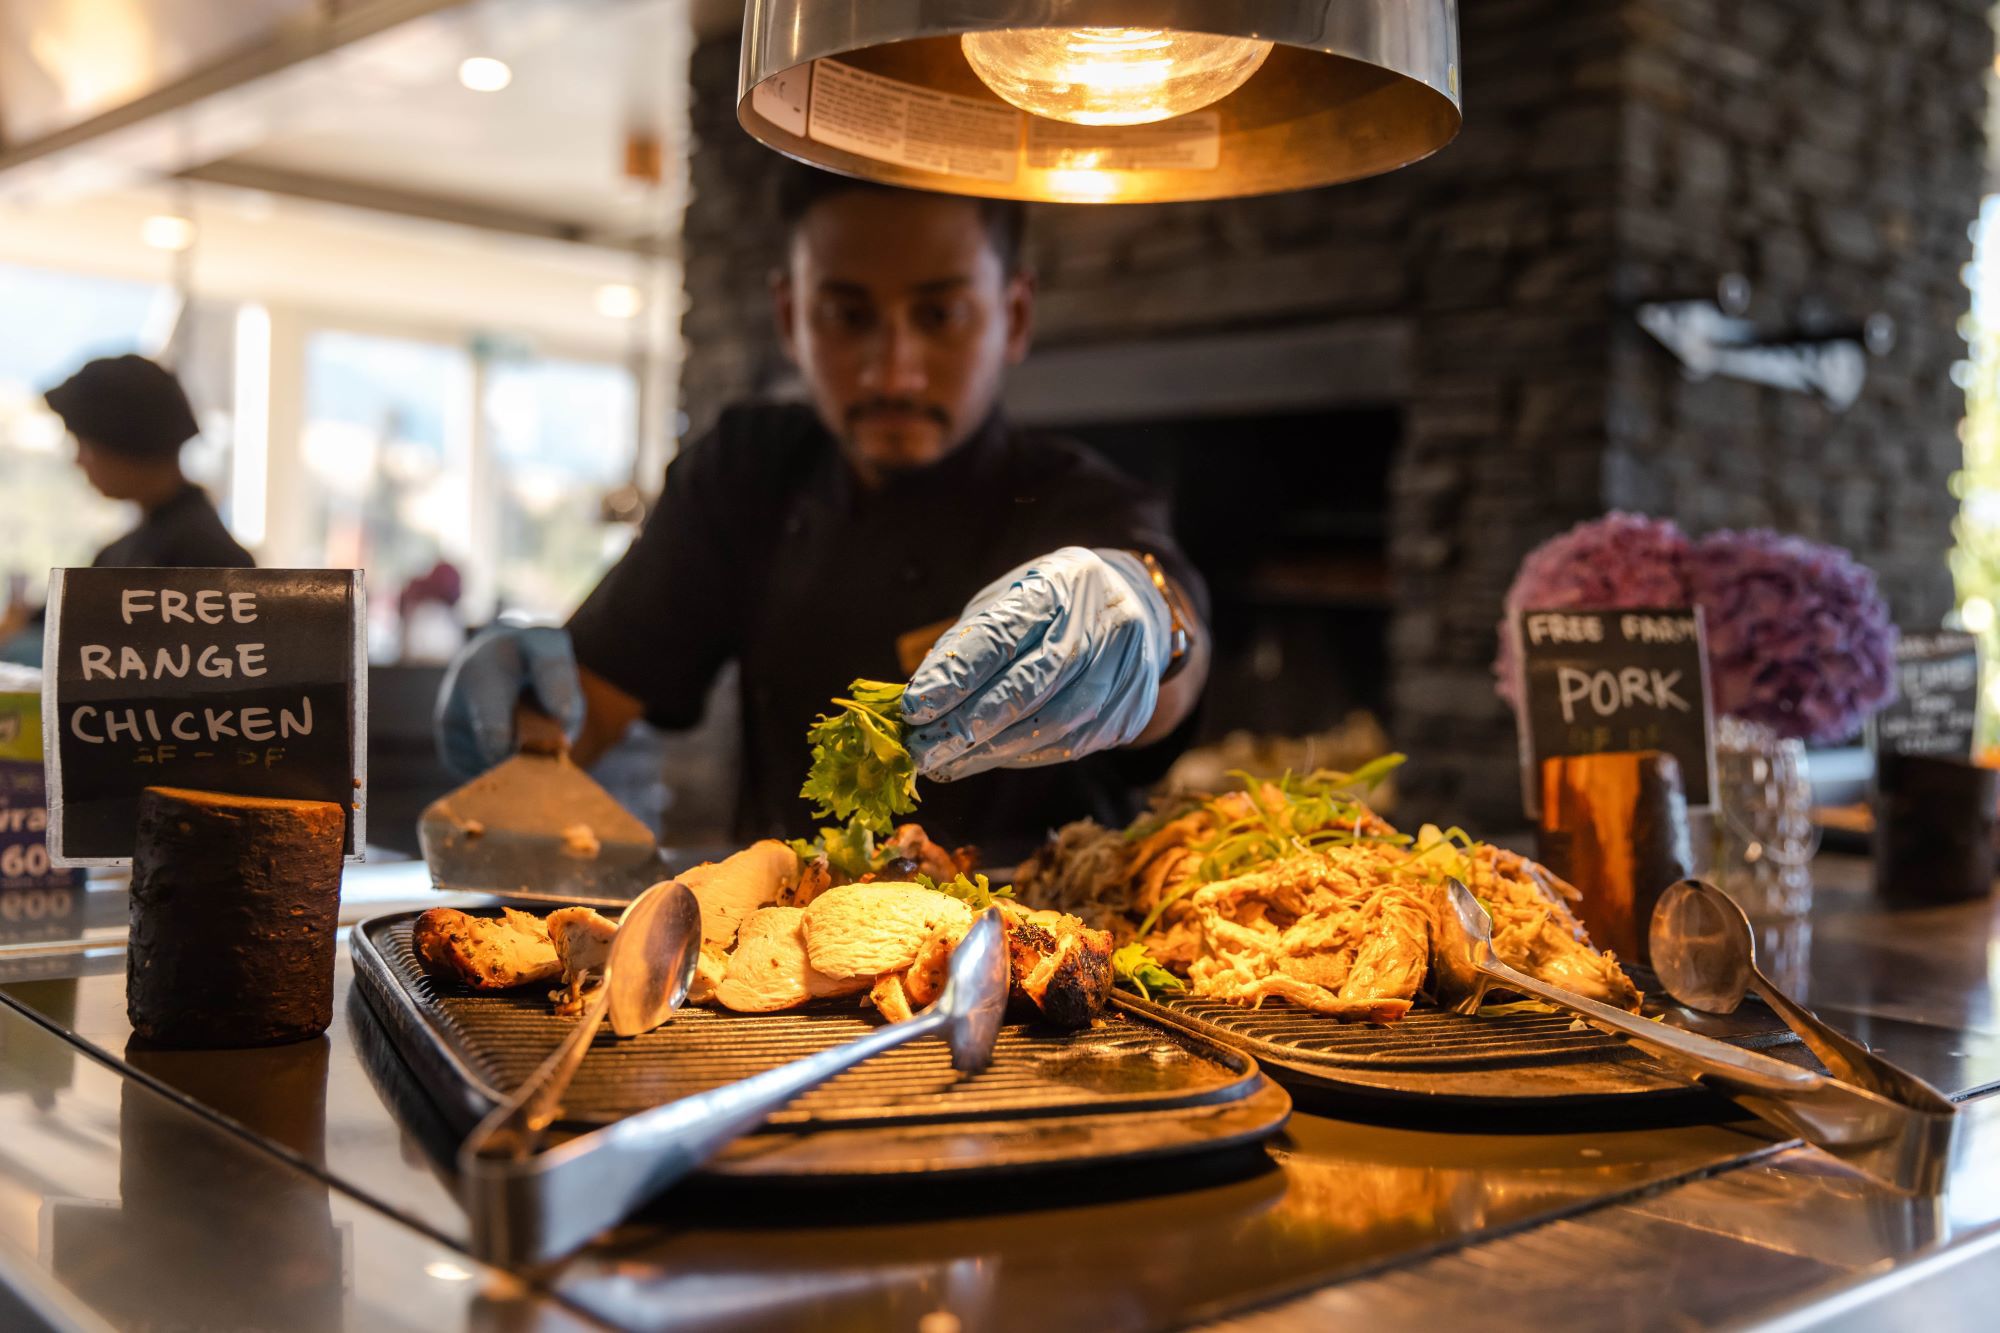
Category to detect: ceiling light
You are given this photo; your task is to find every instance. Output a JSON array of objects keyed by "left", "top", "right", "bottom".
[
  {"left": 458, "top": 56, "right": 512, "bottom": 92},
  {"left": 738, "top": 1, "right": 1460, "bottom": 203},
  {"left": 594, "top": 283, "right": 643, "bottom": 319},
  {"left": 961, "top": 28, "right": 1272, "bottom": 127},
  {"left": 141, "top": 214, "right": 195, "bottom": 252}
]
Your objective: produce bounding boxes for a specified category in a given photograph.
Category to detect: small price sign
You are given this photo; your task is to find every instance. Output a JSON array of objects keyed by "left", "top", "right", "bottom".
[
  {"left": 42, "top": 568, "right": 366, "bottom": 865},
  {"left": 1513, "top": 607, "right": 1718, "bottom": 814},
  {"left": 1869, "top": 630, "right": 1980, "bottom": 761}
]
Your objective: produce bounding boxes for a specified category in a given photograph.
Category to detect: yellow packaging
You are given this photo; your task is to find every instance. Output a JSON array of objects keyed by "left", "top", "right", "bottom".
[{"left": 0, "top": 664, "right": 85, "bottom": 938}]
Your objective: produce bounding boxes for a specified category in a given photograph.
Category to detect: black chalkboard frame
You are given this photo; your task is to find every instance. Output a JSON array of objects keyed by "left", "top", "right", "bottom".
[
  {"left": 40, "top": 567, "right": 367, "bottom": 866},
  {"left": 1510, "top": 605, "right": 1718, "bottom": 819},
  {"left": 1866, "top": 628, "right": 1981, "bottom": 763}
]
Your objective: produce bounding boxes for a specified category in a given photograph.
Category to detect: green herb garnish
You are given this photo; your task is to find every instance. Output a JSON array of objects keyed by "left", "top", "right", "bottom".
[
  {"left": 1475, "top": 999, "right": 1559, "bottom": 1018},
  {"left": 793, "top": 679, "right": 920, "bottom": 874},
  {"left": 1200, "top": 760, "right": 1408, "bottom": 872},
  {"left": 789, "top": 823, "right": 883, "bottom": 880},
  {"left": 799, "top": 679, "right": 917, "bottom": 835},
  {"left": 916, "top": 871, "right": 1015, "bottom": 910},
  {"left": 1389, "top": 822, "right": 1480, "bottom": 886},
  {"left": 1133, "top": 757, "right": 1411, "bottom": 923},
  {"left": 1112, "top": 942, "right": 1186, "bottom": 1001}
]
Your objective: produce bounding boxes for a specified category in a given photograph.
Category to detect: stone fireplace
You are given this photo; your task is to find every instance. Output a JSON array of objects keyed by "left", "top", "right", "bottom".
[{"left": 679, "top": 1, "right": 1989, "bottom": 828}]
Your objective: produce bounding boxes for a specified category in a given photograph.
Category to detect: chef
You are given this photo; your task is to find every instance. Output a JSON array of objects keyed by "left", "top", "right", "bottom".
[{"left": 437, "top": 166, "right": 1210, "bottom": 849}]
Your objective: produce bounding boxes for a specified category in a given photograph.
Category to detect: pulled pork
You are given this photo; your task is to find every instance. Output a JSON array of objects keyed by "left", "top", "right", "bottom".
[
  {"left": 1182, "top": 850, "right": 1430, "bottom": 1022},
  {"left": 1015, "top": 786, "right": 1642, "bottom": 1022}
]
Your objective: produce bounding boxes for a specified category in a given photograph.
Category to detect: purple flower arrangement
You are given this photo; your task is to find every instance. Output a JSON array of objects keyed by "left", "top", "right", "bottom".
[
  {"left": 1493, "top": 513, "right": 1692, "bottom": 710},
  {"left": 1495, "top": 513, "right": 1898, "bottom": 744},
  {"left": 1686, "top": 530, "right": 1897, "bottom": 743}
]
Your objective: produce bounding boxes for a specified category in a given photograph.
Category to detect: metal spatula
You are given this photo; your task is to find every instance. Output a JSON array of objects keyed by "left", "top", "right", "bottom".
[{"left": 418, "top": 716, "right": 660, "bottom": 905}]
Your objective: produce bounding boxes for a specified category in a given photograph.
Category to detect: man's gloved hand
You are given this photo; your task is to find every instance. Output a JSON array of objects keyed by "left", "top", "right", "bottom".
[
  {"left": 435, "top": 624, "right": 586, "bottom": 777},
  {"left": 904, "top": 547, "right": 1172, "bottom": 782}
]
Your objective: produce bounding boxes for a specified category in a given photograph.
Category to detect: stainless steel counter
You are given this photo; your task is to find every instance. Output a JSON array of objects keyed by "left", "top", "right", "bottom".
[{"left": 0, "top": 857, "right": 1993, "bottom": 1332}]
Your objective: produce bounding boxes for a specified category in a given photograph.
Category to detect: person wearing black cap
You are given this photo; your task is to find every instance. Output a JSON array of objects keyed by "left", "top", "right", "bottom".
[
  {"left": 1, "top": 354, "right": 257, "bottom": 661},
  {"left": 42, "top": 354, "right": 253, "bottom": 570}
]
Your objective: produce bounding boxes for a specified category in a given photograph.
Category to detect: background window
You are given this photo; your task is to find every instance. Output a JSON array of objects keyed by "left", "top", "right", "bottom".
[
  {"left": 484, "top": 355, "right": 637, "bottom": 621},
  {"left": 299, "top": 329, "right": 637, "bottom": 661},
  {"left": 302, "top": 329, "right": 473, "bottom": 660},
  {"left": 0, "top": 262, "right": 171, "bottom": 587}
]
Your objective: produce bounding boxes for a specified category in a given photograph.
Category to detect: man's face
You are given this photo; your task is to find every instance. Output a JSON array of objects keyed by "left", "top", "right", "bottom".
[
  {"left": 73, "top": 438, "right": 143, "bottom": 501},
  {"left": 775, "top": 190, "right": 1033, "bottom": 483}
]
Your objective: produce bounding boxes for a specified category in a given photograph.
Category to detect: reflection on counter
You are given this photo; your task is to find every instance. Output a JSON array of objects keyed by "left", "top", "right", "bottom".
[
  {"left": 44, "top": 1068, "right": 347, "bottom": 1331},
  {"left": 538, "top": 1115, "right": 1776, "bottom": 1333},
  {"left": 123, "top": 1033, "right": 333, "bottom": 1170},
  {"left": 1805, "top": 858, "right": 2000, "bottom": 1034},
  {"left": 0, "top": 978, "right": 75, "bottom": 1108}
]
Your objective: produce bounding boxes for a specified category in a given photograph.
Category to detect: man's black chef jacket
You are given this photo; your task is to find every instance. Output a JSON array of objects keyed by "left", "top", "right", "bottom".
[
  {"left": 569, "top": 404, "right": 1206, "bottom": 853},
  {"left": 93, "top": 484, "right": 254, "bottom": 569}
]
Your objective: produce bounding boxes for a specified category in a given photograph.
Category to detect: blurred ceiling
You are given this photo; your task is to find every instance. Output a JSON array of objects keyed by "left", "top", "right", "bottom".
[
  {"left": 0, "top": 0, "right": 703, "bottom": 250},
  {"left": 202, "top": 0, "right": 698, "bottom": 250},
  {"left": 0, "top": 0, "right": 732, "bottom": 348}
]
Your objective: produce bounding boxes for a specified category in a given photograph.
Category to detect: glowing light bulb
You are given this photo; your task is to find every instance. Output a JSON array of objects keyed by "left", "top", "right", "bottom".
[
  {"left": 962, "top": 27, "right": 1271, "bottom": 126},
  {"left": 1043, "top": 168, "right": 1121, "bottom": 202}
]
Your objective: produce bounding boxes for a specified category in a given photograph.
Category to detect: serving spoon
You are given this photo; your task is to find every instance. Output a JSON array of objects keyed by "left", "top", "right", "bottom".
[
  {"left": 1434, "top": 879, "right": 1957, "bottom": 1194},
  {"left": 461, "top": 906, "right": 1011, "bottom": 1267},
  {"left": 1648, "top": 878, "right": 1956, "bottom": 1114},
  {"left": 462, "top": 878, "right": 705, "bottom": 1165}
]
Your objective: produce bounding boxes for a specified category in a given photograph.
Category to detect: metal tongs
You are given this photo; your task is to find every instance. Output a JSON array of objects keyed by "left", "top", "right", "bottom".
[
  {"left": 1436, "top": 878, "right": 1959, "bottom": 1194},
  {"left": 459, "top": 903, "right": 1011, "bottom": 1267}
]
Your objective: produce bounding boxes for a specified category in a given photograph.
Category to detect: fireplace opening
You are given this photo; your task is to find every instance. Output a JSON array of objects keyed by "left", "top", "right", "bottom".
[{"left": 1057, "top": 406, "right": 1401, "bottom": 745}]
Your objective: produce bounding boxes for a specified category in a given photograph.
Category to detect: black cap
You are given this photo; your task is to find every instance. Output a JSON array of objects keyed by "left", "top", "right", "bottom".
[{"left": 42, "top": 354, "right": 199, "bottom": 460}]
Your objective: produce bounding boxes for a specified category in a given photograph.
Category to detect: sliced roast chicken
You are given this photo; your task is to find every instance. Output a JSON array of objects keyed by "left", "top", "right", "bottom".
[
  {"left": 802, "top": 883, "right": 975, "bottom": 977},
  {"left": 412, "top": 907, "right": 562, "bottom": 989},
  {"left": 545, "top": 905, "right": 618, "bottom": 1016},
  {"left": 438, "top": 840, "right": 1116, "bottom": 1030},
  {"left": 793, "top": 883, "right": 1112, "bottom": 1029},
  {"left": 676, "top": 839, "right": 802, "bottom": 1002},
  {"left": 998, "top": 908, "right": 1115, "bottom": 1029},
  {"left": 713, "top": 906, "right": 868, "bottom": 1012}
]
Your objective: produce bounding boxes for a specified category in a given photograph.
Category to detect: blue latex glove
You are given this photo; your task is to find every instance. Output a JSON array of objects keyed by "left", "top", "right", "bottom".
[
  {"left": 435, "top": 624, "right": 587, "bottom": 777},
  {"left": 904, "top": 547, "right": 1172, "bottom": 781}
]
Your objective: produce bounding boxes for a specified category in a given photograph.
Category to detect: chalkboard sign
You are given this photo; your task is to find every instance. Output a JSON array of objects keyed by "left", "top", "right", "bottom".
[
  {"left": 1869, "top": 630, "right": 1979, "bottom": 760},
  {"left": 1513, "top": 607, "right": 1717, "bottom": 815},
  {"left": 42, "top": 568, "right": 365, "bottom": 865}
]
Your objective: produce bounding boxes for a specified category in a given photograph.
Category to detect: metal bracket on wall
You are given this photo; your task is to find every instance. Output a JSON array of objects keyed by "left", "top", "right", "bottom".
[{"left": 1637, "top": 274, "right": 1896, "bottom": 411}]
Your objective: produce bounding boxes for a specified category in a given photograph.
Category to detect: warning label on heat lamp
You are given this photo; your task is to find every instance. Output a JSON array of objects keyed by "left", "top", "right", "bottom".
[
  {"left": 806, "top": 60, "right": 1021, "bottom": 183},
  {"left": 1025, "top": 114, "right": 1222, "bottom": 171}
]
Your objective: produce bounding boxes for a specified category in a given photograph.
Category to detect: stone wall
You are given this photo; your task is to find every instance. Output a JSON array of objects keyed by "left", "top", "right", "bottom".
[
  {"left": 680, "top": 36, "right": 795, "bottom": 440},
  {"left": 677, "top": 1, "right": 1988, "bottom": 827},
  {"left": 1607, "top": 0, "right": 1990, "bottom": 628}
]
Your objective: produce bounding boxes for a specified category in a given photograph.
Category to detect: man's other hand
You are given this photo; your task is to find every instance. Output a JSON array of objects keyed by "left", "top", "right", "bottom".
[{"left": 435, "top": 625, "right": 586, "bottom": 777}]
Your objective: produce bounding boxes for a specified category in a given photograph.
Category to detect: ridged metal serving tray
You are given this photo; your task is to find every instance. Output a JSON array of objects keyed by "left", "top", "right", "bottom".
[
  {"left": 353, "top": 908, "right": 1292, "bottom": 1178},
  {"left": 1118, "top": 967, "right": 1807, "bottom": 1110}
]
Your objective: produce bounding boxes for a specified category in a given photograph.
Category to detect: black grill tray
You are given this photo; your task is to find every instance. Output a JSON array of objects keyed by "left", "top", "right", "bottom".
[
  {"left": 1119, "top": 967, "right": 1809, "bottom": 1109},
  {"left": 353, "top": 909, "right": 1292, "bottom": 1178}
]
